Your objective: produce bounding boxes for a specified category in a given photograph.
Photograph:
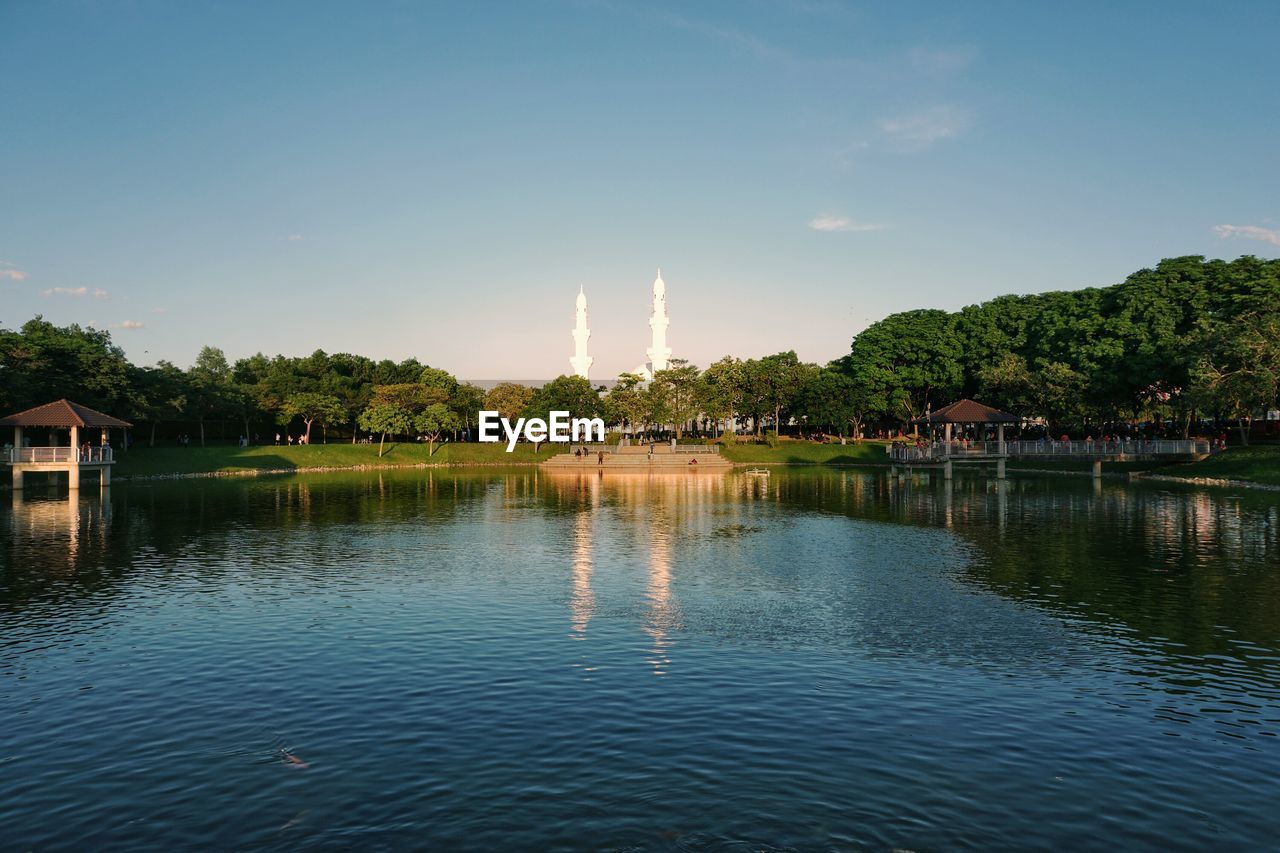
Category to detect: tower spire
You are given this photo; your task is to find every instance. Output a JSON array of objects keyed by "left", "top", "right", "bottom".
[
  {"left": 569, "top": 286, "right": 593, "bottom": 380},
  {"left": 646, "top": 268, "right": 671, "bottom": 374}
]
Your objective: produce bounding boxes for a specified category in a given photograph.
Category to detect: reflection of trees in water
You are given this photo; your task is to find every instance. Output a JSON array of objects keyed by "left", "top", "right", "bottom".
[{"left": 776, "top": 469, "right": 1280, "bottom": 665}]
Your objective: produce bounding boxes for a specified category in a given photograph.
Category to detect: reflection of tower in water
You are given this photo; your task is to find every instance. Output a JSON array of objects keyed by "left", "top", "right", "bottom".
[
  {"left": 570, "top": 510, "right": 594, "bottom": 639},
  {"left": 645, "top": 509, "right": 675, "bottom": 676}
]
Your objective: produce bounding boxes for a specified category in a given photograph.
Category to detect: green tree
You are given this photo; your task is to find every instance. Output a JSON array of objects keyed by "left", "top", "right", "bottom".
[
  {"left": 977, "top": 353, "right": 1036, "bottom": 416},
  {"left": 450, "top": 382, "right": 486, "bottom": 439},
  {"left": 845, "top": 310, "right": 962, "bottom": 423},
  {"left": 0, "top": 316, "right": 131, "bottom": 414},
  {"left": 523, "top": 375, "right": 602, "bottom": 422},
  {"left": 700, "top": 357, "right": 744, "bottom": 438},
  {"left": 414, "top": 402, "right": 462, "bottom": 456},
  {"left": 650, "top": 359, "right": 702, "bottom": 438},
  {"left": 1190, "top": 311, "right": 1280, "bottom": 445},
  {"left": 604, "top": 373, "right": 649, "bottom": 438},
  {"left": 797, "top": 367, "right": 876, "bottom": 440},
  {"left": 282, "top": 392, "right": 347, "bottom": 444},
  {"left": 484, "top": 382, "right": 535, "bottom": 421},
  {"left": 187, "top": 346, "right": 235, "bottom": 447},
  {"left": 358, "top": 403, "right": 413, "bottom": 457},
  {"left": 129, "top": 360, "right": 189, "bottom": 446}
]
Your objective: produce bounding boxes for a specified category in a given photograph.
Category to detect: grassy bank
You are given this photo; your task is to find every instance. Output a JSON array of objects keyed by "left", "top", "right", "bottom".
[
  {"left": 1146, "top": 445, "right": 1280, "bottom": 487},
  {"left": 720, "top": 440, "right": 891, "bottom": 465},
  {"left": 107, "top": 441, "right": 562, "bottom": 478},
  {"left": 11, "top": 440, "right": 1277, "bottom": 488}
]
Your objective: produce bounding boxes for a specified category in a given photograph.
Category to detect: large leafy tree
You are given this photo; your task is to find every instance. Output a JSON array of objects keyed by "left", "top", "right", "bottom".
[
  {"left": 798, "top": 367, "right": 879, "bottom": 440},
  {"left": 1190, "top": 311, "right": 1280, "bottom": 445},
  {"left": 650, "top": 359, "right": 702, "bottom": 439},
  {"left": 187, "top": 346, "right": 237, "bottom": 446},
  {"left": 414, "top": 403, "right": 462, "bottom": 456},
  {"left": 358, "top": 403, "right": 413, "bottom": 457},
  {"left": 281, "top": 392, "right": 346, "bottom": 444},
  {"left": 450, "top": 382, "right": 486, "bottom": 439},
  {"left": 129, "top": 361, "right": 190, "bottom": 446},
  {"left": 845, "top": 310, "right": 962, "bottom": 422},
  {"left": 523, "top": 375, "right": 602, "bottom": 422},
  {"left": 484, "top": 382, "right": 535, "bottom": 421},
  {"left": 604, "top": 373, "right": 649, "bottom": 438},
  {"left": 700, "top": 356, "right": 744, "bottom": 438},
  {"left": 0, "top": 317, "right": 132, "bottom": 414}
]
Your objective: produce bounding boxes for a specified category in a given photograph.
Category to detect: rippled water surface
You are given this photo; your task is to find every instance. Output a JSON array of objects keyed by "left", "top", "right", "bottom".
[{"left": 2, "top": 468, "right": 1279, "bottom": 850}]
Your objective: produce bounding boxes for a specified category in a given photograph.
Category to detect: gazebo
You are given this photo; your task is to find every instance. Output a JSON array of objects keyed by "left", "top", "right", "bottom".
[
  {"left": 895, "top": 399, "right": 1021, "bottom": 479},
  {"left": 1, "top": 399, "right": 131, "bottom": 490},
  {"left": 912, "top": 399, "right": 1019, "bottom": 449}
]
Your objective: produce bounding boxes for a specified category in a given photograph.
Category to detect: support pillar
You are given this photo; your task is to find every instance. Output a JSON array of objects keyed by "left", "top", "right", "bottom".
[
  {"left": 997, "top": 424, "right": 1005, "bottom": 455},
  {"left": 11, "top": 466, "right": 23, "bottom": 490},
  {"left": 996, "top": 458, "right": 1006, "bottom": 480},
  {"left": 944, "top": 459, "right": 953, "bottom": 480},
  {"left": 1092, "top": 459, "right": 1102, "bottom": 479},
  {"left": 68, "top": 463, "right": 80, "bottom": 490},
  {"left": 100, "top": 465, "right": 111, "bottom": 487}
]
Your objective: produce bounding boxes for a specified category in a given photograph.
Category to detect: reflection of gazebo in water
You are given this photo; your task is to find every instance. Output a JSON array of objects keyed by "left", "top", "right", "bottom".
[
  {"left": 892, "top": 398, "right": 1020, "bottom": 480},
  {"left": 2, "top": 399, "right": 131, "bottom": 491}
]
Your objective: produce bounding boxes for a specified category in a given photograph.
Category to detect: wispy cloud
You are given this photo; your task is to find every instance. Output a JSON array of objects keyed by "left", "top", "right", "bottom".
[
  {"left": 877, "top": 105, "right": 971, "bottom": 149},
  {"left": 809, "top": 215, "right": 884, "bottom": 233},
  {"left": 116, "top": 320, "right": 145, "bottom": 330},
  {"left": 287, "top": 234, "right": 305, "bottom": 242},
  {"left": 1213, "top": 224, "right": 1280, "bottom": 247},
  {"left": 41, "top": 286, "right": 109, "bottom": 298},
  {"left": 151, "top": 307, "right": 168, "bottom": 314},
  {"left": 0, "top": 262, "right": 28, "bottom": 281}
]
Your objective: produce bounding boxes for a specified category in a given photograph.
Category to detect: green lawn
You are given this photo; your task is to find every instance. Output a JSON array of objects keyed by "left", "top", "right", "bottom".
[
  {"left": 48, "top": 439, "right": 1280, "bottom": 488},
  {"left": 1148, "top": 445, "right": 1280, "bottom": 486},
  {"left": 110, "top": 441, "right": 564, "bottom": 477},
  {"left": 720, "top": 440, "right": 892, "bottom": 465}
]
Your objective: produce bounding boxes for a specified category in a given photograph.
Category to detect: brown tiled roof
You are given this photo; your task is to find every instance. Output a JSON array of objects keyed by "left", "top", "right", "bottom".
[
  {"left": 0, "top": 399, "right": 132, "bottom": 428},
  {"left": 912, "top": 399, "right": 1019, "bottom": 424}
]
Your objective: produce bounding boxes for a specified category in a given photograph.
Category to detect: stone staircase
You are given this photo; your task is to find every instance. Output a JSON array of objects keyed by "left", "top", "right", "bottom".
[{"left": 541, "top": 443, "right": 732, "bottom": 469}]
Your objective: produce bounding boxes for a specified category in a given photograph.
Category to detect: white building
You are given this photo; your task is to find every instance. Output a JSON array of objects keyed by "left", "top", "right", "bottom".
[
  {"left": 568, "top": 285, "right": 593, "bottom": 380},
  {"left": 568, "top": 269, "right": 674, "bottom": 383},
  {"left": 631, "top": 269, "right": 672, "bottom": 381}
]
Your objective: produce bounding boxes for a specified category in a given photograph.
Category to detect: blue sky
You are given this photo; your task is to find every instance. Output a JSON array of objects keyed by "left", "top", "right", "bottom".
[{"left": 2, "top": 1, "right": 1277, "bottom": 379}]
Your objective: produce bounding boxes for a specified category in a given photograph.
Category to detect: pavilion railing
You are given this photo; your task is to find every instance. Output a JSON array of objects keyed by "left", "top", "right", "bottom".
[
  {"left": 889, "top": 439, "right": 1209, "bottom": 463},
  {"left": 5, "top": 446, "right": 114, "bottom": 464},
  {"left": 1003, "top": 439, "right": 1209, "bottom": 457}
]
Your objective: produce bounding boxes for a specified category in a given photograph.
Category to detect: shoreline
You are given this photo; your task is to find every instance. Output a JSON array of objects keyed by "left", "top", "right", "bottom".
[{"left": 0, "top": 459, "right": 1257, "bottom": 493}]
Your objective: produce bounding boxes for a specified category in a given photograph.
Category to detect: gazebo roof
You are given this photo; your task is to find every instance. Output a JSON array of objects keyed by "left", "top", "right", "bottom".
[
  {"left": 911, "top": 399, "right": 1019, "bottom": 425},
  {"left": 0, "top": 399, "right": 132, "bottom": 429}
]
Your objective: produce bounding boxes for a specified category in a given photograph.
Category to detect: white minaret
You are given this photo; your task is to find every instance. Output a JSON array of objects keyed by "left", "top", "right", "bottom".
[
  {"left": 569, "top": 285, "right": 593, "bottom": 379},
  {"left": 646, "top": 268, "right": 672, "bottom": 373}
]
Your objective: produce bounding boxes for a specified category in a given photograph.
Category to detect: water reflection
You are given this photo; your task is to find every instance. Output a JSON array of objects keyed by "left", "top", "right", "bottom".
[
  {"left": 3, "top": 467, "right": 1280, "bottom": 848},
  {"left": 645, "top": 507, "right": 675, "bottom": 676},
  {"left": 569, "top": 488, "right": 597, "bottom": 641}
]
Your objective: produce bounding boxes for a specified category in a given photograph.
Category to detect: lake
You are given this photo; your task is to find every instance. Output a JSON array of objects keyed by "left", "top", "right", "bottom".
[{"left": 2, "top": 468, "right": 1279, "bottom": 850}]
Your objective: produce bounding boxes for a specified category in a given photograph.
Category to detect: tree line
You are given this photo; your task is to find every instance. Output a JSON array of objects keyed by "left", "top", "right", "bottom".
[{"left": 2, "top": 255, "right": 1277, "bottom": 448}]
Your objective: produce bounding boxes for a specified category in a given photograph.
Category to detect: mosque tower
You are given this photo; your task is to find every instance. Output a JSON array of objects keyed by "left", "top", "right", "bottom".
[
  {"left": 645, "top": 268, "right": 672, "bottom": 374},
  {"left": 569, "top": 285, "right": 593, "bottom": 380}
]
